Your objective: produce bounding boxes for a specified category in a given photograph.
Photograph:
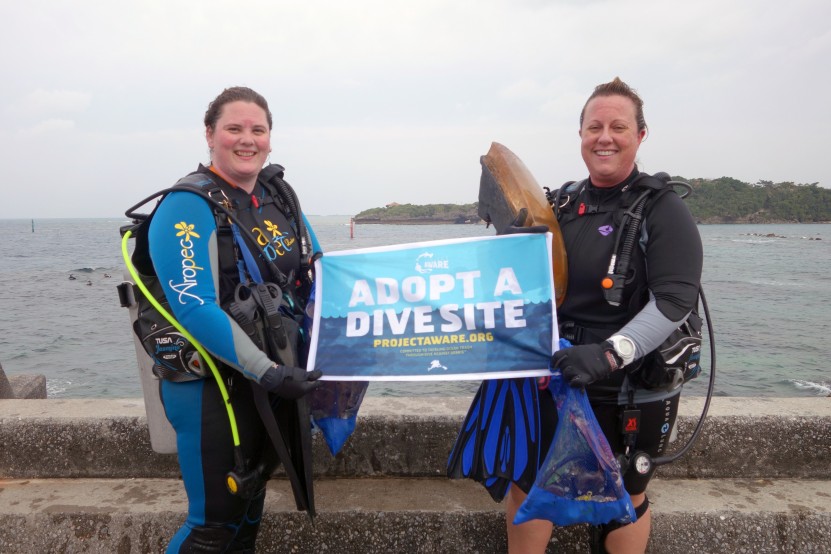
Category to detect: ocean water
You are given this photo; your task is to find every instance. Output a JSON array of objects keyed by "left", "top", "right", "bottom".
[{"left": 0, "top": 217, "right": 828, "bottom": 399}]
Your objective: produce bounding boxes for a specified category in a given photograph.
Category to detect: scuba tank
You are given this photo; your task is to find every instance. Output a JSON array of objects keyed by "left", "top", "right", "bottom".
[{"left": 117, "top": 262, "right": 179, "bottom": 454}]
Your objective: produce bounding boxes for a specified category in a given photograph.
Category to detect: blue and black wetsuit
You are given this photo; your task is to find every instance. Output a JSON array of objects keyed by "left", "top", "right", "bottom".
[
  {"left": 539, "top": 168, "right": 703, "bottom": 495},
  {"left": 148, "top": 165, "right": 319, "bottom": 552}
]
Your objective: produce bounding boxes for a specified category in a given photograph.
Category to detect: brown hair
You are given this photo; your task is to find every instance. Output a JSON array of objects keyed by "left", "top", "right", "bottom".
[
  {"left": 580, "top": 77, "right": 646, "bottom": 133},
  {"left": 204, "top": 86, "right": 273, "bottom": 130}
]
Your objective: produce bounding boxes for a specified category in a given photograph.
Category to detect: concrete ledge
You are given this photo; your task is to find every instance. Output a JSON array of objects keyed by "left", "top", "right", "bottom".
[
  {"left": 0, "top": 477, "right": 829, "bottom": 553},
  {"left": 1, "top": 397, "right": 829, "bottom": 480},
  {"left": 2, "top": 397, "right": 830, "bottom": 553},
  {"left": 0, "top": 365, "right": 12, "bottom": 399},
  {"left": 0, "top": 364, "right": 46, "bottom": 399},
  {"left": 7, "top": 375, "right": 47, "bottom": 399}
]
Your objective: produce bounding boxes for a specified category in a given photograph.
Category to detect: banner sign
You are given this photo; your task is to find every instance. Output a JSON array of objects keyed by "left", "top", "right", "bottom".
[{"left": 307, "top": 233, "right": 558, "bottom": 381}]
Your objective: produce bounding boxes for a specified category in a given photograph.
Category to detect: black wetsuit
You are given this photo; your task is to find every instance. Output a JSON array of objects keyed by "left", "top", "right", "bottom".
[{"left": 541, "top": 168, "right": 703, "bottom": 494}]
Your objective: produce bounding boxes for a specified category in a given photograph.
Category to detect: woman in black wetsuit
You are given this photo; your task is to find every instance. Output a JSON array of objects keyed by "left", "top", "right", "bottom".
[{"left": 506, "top": 78, "right": 703, "bottom": 554}]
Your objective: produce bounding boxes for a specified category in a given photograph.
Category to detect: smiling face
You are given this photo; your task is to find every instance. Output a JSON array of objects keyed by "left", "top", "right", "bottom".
[
  {"left": 580, "top": 95, "right": 646, "bottom": 188},
  {"left": 205, "top": 100, "right": 271, "bottom": 192}
]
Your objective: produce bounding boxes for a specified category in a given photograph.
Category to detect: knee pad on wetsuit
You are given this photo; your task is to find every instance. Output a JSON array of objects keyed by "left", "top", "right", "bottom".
[
  {"left": 590, "top": 496, "right": 650, "bottom": 554},
  {"left": 172, "top": 523, "right": 237, "bottom": 553}
]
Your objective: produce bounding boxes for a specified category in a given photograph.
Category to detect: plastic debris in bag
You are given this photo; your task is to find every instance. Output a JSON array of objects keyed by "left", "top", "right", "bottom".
[
  {"left": 309, "top": 381, "right": 368, "bottom": 455},
  {"left": 514, "top": 357, "right": 635, "bottom": 526}
]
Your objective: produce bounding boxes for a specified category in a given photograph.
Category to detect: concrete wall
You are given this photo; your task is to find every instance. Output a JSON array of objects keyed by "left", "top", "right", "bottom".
[
  {"left": 1, "top": 396, "right": 830, "bottom": 553},
  {"left": 2, "top": 396, "right": 829, "bottom": 480}
]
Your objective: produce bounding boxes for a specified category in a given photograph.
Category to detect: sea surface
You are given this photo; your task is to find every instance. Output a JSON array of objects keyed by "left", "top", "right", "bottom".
[{"left": 0, "top": 217, "right": 829, "bottom": 399}]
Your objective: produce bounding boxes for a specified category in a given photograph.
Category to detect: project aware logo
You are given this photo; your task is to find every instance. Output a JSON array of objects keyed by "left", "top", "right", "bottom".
[{"left": 415, "top": 252, "right": 450, "bottom": 274}]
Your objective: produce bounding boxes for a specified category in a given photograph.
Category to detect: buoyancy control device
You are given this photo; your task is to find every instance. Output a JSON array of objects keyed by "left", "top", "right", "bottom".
[
  {"left": 117, "top": 165, "right": 314, "bottom": 453},
  {"left": 546, "top": 172, "right": 716, "bottom": 473}
]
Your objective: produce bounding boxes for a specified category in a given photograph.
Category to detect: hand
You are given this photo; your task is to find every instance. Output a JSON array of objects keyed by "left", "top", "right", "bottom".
[
  {"left": 499, "top": 208, "right": 549, "bottom": 235},
  {"left": 551, "top": 342, "right": 620, "bottom": 387},
  {"left": 260, "top": 364, "right": 323, "bottom": 399}
]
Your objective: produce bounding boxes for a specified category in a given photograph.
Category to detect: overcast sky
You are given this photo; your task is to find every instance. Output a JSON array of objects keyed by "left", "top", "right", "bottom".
[{"left": 1, "top": 0, "right": 828, "bottom": 218}]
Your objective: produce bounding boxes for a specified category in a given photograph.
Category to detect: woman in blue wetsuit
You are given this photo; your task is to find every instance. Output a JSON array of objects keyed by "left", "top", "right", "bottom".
[
  {"left": 506, "top": 78, "right": 703, "bottom": 553},
  {"left": 148, "top": 86, "right": 321, "bottom": 552}
]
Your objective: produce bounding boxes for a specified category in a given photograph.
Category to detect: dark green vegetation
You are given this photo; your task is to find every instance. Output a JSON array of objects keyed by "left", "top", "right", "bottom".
[
  {"left": 680, "top": 178, "right": 831, "bottom": 223},
  {"left": 354, "top": 178, "right": 831, "bottom": 224},
  {"left": 353, "top": 203, "right": 480, "bottom": 224}
]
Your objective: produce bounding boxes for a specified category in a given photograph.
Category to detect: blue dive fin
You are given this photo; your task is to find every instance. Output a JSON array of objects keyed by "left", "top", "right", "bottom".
[{"left": 447, "top": 377, "right": 543, "bottom": 502}]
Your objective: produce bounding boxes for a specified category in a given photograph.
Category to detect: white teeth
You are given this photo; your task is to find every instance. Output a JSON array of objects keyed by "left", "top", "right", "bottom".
[
  {"left": 236, "top": 151, "right": 256, "bottom": 156},
  {"left": 596, "top": 150, "right": 615, "bottom": 156}
]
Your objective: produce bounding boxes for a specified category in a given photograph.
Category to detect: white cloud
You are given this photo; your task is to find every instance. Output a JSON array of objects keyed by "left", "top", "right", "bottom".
[
  {"left": 0, "top": 0, "right": 829, "bottom": 218},
  {"left": 499, "top": 80, "right": 547, "bottom": 100},
  {"left": 19, "top": 118, "right": 77, "bottom": 135},
  {"left": 14, "top": 89, "right": 92, "bottom": 117}
]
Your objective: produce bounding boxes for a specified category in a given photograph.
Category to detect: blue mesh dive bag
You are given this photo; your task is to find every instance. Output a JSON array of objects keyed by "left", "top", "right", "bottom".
[
  {"left": 514, "top": 361, "right": 635, "bottom": 526},
  {"left": 309, "top": 381, "right": 368, "bottom": 455},
  {"left": 303, "top": 284, "right": 369, "bottom": 455}
]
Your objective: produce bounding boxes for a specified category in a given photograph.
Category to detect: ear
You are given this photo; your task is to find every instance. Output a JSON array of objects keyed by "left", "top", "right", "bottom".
[
  {"left": 205, "top": 127, "right": 214, "bottom": 149},
  {"left": 637, "top": 128, "right": 646, "bottom": 144}
]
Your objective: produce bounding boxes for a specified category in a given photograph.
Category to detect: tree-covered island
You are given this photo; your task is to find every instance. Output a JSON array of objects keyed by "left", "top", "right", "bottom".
[
  {"left": 353, "top": 202, "right": 480, "bottom": 224},
  {"left": 353, "top": 178, "right": 831, "bottom": 224}
]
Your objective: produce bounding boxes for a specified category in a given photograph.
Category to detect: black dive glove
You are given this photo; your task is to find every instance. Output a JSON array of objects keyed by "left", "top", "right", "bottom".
[
  {"left": 260, "top": 364, "right": 323, "bottom": 399},
  {"left": 499, "top": 208, "right": 549, "bottom": 235},
  {"left": 551, "top": 342, "right": 621, "bottom": 387}
]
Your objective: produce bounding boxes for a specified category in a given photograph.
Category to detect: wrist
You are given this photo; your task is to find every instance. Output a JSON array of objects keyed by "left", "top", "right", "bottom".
[
  {"left": 602, "top": 346, "right": 622, "bottom": 371},
  {"left": 260, "top": 363, "right": 283, "bottom": 389}
]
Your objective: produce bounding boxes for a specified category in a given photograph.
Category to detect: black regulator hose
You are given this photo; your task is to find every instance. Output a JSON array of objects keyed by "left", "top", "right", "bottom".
[
  {"left": 273, "top": 177, "right": 309, "bottom": 260},
  {"left": 652, "top": 286, "right": 716, "bottom": 466},
  {"left": 603, "top": 189, "right": 651, "bottom": 306}
]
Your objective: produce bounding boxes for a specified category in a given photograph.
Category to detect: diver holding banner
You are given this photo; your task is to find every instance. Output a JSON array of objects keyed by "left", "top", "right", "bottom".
[
  {"left": 448, "top": 78, "right": 708, "bottom": 554},
  {"left": 120, "top": 87, "right": 322, "bottom": 553}
]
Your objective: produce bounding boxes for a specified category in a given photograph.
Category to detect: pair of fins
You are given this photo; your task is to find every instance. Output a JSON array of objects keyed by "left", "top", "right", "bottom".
[
  {"left": 300, "top": 143, "right": 563, "bottom": 503},
  {"left": 448, "top": 143, "right": 566, "bottom": 499},
  {"left": 447, "top": 377, "right": 547, "bottom": 501}
]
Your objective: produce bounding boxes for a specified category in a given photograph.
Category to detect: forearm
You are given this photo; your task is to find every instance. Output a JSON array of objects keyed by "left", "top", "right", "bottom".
[{"left": 616, "top": 293, "right": 690, "bottom": 359}]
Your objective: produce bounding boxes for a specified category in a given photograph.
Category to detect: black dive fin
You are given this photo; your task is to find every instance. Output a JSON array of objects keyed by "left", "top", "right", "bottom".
[
  {"left": 274, "top": 395, "right": 315, "bottom": 518},
  {"left": 447, "top": 377, "right": 544, "bottom": 502},
  {"left": 251, "top": 384, "right": 315, "bottom": 519}
]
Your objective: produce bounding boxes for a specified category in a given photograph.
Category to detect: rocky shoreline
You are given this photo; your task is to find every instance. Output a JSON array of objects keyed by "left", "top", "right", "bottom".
[
  {"left": 696, "top": 216, "right": 831, "bottom": 225},
  {"left": 741, "top": 232, "right": 822, "bottom": 240},
  {"left": 353, "top": 216, "right": 828, "bottom": 227}
]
